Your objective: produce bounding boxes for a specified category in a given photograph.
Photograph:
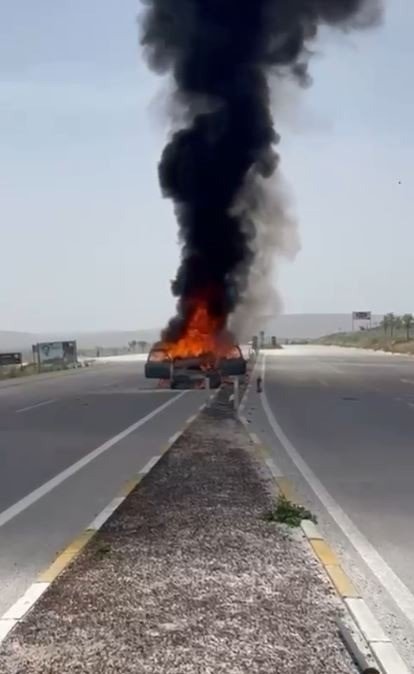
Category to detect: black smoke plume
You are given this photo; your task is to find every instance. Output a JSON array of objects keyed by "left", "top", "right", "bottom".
[{"left": 140, "top": 0, "right": 381, "bottom": 342}]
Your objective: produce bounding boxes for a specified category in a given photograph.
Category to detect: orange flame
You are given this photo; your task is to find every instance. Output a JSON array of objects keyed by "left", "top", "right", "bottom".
[{"left": 162, "top": 301, "right": 232, "bottom": 359}]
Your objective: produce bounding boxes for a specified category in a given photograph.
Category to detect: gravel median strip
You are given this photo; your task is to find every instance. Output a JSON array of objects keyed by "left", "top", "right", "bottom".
[{"left": 0, "top": 390, "right": 358, "bottom": 673}]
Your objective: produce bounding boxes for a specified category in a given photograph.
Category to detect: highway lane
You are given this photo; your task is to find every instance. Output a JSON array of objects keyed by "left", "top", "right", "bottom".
[
  {"left": 0, "top": 360, "right": 207, "bottom": 615},
  {"left": 244, "top": 345, "right": 414, "bottom": 667},
  {"left": 0, "top": 358, "right": 150, "bottom": 413}
]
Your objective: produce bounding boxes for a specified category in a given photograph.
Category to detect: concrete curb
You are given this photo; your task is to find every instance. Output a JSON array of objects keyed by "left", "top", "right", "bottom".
[
  {"left": 239, "top": 416, "right": 410, "bottom": 674},
  {"left": 0, "top": 395, "right": 213, "bottom": 646}
]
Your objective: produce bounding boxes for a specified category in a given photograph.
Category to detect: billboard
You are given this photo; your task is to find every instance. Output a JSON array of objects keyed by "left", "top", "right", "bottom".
[
  {"left": 35, "top": 341, "right": 77, "bottom": 366},
  {"left": 352, "top": 312, "right": 371, "bottom": 321},
  {"left": 0, "top": 353, "right": 22, "bottom": 367}
]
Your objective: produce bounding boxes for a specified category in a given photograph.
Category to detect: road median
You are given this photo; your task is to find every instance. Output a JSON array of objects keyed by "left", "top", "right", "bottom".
[{"left": 0, "top": 388, "right": 359, "bottom": 673}]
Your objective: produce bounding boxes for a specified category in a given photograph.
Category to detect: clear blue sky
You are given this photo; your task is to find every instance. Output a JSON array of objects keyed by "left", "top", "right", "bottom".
[{"left": 1, "top": 0, "right": 412, "bottom": 332}]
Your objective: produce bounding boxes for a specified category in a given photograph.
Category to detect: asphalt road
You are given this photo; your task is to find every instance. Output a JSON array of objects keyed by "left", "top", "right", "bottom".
[
  {"left": 0, "top": 360, "right": 207, "bottom": 616},
  {"left": 244, "top": 345, "right": 414, "bottom": 667}
]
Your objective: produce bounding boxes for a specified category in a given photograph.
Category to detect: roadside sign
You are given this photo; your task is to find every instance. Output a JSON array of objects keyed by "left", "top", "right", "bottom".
[
  {"left": 0, "top": 353, "right": 22, "bottom": 366},
  {"left": 34, "top": 341, "right": 77, "bottom": 367},
  {"left": 352, "top": 312, "right": 371, "bottom": 320}
]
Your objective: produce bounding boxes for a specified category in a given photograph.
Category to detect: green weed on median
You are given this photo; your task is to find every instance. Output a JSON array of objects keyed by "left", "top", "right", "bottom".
[{"left": 264, "top": 495, "right": 317, "bottom": 528}]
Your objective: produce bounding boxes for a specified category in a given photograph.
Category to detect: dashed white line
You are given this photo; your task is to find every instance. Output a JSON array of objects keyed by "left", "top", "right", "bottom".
[{"left": 16, "top": 399, "right": 57, "bottom": 414}]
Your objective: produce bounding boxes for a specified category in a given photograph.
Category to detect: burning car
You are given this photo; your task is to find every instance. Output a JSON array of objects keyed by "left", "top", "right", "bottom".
[
  {"left": 145, "top": 299, "right": 246, "bottom": 388},
  {"left": 145, "top": 343, "right": 246, "bottom": 389}
]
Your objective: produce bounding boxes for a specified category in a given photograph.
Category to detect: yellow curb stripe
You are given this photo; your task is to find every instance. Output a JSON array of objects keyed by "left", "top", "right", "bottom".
[
  {"left": 39, "top": 531, "right": 95, "bottom": 583},
  {"left": 324, "top": 564, "right": 359, "bottom": 598},
  {"left": 119, "top": 478, "right": 141, "bottom": 497},
  {"left": 310, "top": 539, "right": 339, "bottom": 566},
  {"left": 276, "top": 477, "right": 297, "bottom": 502}
]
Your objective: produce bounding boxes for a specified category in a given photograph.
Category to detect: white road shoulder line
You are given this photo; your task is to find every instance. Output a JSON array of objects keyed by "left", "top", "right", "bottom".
[
  {"left": 16, "top": 399, "right": 57, "bottom": 414},
  {"left": 0, "top": 392, "right": 186, "bottom": 529},
  {"left": 260, "top": 356, "right": 414, "bottom": 631}
]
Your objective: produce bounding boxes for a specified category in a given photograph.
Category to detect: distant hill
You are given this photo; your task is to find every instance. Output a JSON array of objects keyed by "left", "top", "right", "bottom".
[{"left": 0, "top": 315, "right": 383, "bottom": 352}]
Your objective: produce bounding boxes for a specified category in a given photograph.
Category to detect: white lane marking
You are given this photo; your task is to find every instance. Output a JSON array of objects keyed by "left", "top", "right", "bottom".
[
  {"left": 260, "top": 356, "right": 414, "bottom": 629},
  {"left": 140, "top": 456, "right": 161, "bottom": 475},
  {"left": 1, "top": 582, "right": 50, "bottom": 621},
  {"left": 317, "top": 378, "right": 329, "bottom": 387},
  {"left": 323, "top": 363, "right": 344, "bottom": 375},
  {"left": 0, "top": 392, "right": 186, "bottom": 529},
  {"left": 91, "top": 389, "right": 184, "bottom": 395},
  {"left": 400, "top": 379, "right": 414, "bottom": 385},
  {"left": 393, "top": 396, "right": 414, "bottom": 409},
  {"left": 87, "top": 497, "right": 125, "bottom": 531},
  {"left": 16, "top": 399, "right": 57, "bottom": 414}
]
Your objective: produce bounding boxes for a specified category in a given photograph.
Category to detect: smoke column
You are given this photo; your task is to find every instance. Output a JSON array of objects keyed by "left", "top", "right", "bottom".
[{"left": 140, "top": 0, "right": 381, "bottom": 342}]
